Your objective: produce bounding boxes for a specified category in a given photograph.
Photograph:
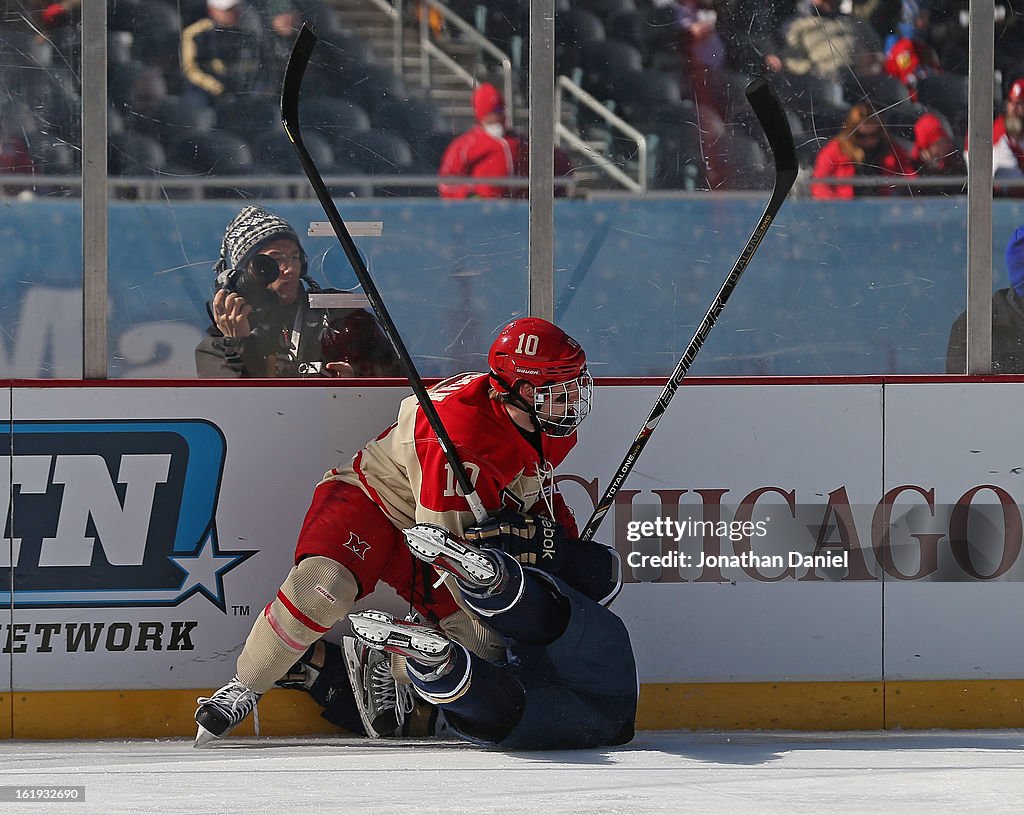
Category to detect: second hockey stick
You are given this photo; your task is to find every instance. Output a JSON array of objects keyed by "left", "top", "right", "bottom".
[
  {"left": 580, "top": 78, "right": 798, "bottom": 542},
  {"left": 282, "top": 24, "right": 488, "bottom": 523}
]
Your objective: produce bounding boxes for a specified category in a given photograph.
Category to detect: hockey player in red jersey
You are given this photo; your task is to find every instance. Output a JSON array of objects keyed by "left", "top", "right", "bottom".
[{"left": 194, "top": 317, "right": 634, "bottom": 749}]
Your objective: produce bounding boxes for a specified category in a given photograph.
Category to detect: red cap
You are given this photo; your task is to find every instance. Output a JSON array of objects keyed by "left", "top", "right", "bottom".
[
  {"left": 472, "top": 83, "right": 505, "bottom": 122},
  {"left": 1009, "top": 79, "right": 1024, "bottom": 103},
  {"left": 914, "top": 112, "right": 951, "bottom": 151}
]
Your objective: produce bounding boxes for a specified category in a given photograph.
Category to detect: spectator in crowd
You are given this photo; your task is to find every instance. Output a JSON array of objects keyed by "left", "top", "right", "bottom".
[
  {"left": 196, "top": 206, "right": 401, "bottom": 378},
  {"left": 884, "top": 2, "right": 942, "bottom": 100},
  {"left": 910, "top": 111, "right": 964, "bottom": 194},
  {"left": 33, "top": 0, "right": 80, "bottom": 30},
  {"left": 675, "top": 0, "right": 729, "bottom": 123},
  {"left": 438, "top": 83, "right": 574, "bottom": 199},
  {"left": 946, "top": 226, "right": 1024, "bottom": 374},
  {"left": 0, "top": 0, "right": 80, "bottom": 34},
  {"left": 811, "top": 102, "right": 915, "bottom": 199},
  {"left": 719, "top": 0, "right": 796, "bottom": 76},
  {"left": 0, "top": 128, "right": 33, "bottom": 194},
  {"left": 180, "top": 0, "right": 268, "bottom": 106},
  {"left": 255, "top": 1, "right": 304, "bottom": 76},
  {"left": 993, "top": 78, "right": 1024, "bottom": 182},
  {"left": 773, "top": 0, "right": 885, "bottom": 84}
]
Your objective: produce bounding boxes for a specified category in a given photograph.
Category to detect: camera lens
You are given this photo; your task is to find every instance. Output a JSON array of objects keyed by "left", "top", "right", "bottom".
[{"left": 233, "top": 254, "right": 280, "bottom": 307}]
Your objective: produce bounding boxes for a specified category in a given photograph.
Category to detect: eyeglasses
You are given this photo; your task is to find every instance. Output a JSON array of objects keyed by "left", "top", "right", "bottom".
[{"left": 261, "top": 251, "right": 302, "bottom": 269}]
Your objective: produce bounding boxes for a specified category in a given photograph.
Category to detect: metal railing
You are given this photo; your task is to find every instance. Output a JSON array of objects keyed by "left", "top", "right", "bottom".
[
  {"left": 0, "top": 173, "right": 580, "bottom": 200},
  {"left": 364, "top": 0, "right": 405, "bottom": 76},
  {"left": 417, "top": 0, "right": 514, "bottom": 122},
  {"left": 1, "top": 172, "right": 995, "bottom": 200},
  {"left": 554, "top": 76, "right": 648, "bottom": 194},
  {"left": 353, "top": 0, "right": 650, "bottom": 193},
  {"left": 362, "top": 0, "right": 513, "bottom": 119}
]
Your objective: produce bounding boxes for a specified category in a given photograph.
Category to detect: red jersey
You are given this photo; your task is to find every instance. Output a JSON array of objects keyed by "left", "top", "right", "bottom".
[{"left": 326, "top": 373, "right": 578, "bottom": 536}]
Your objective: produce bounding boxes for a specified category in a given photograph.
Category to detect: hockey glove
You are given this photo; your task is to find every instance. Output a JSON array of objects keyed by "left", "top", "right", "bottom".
[
  {"left": 464, "top": 510, "right": 566, "bottom": 572},
  {"left": 466, "top": 511, "right": 623, "bottom": 606}
]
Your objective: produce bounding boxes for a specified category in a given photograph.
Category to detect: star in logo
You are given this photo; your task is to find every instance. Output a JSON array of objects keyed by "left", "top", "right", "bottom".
[{"left": 169, "top": 530, "right": 256, "bottom": 611}]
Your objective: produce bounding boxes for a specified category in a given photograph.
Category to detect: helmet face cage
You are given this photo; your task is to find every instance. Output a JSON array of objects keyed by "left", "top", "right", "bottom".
[{"left": 532, "top": 367, "right": 593, "bottom": 437}]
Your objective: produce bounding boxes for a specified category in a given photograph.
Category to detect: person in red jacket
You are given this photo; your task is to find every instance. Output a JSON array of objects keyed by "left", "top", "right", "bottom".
[
  {"left": 993, "top": 78, "right": 1024, "bottom": 181},
  {"left": 811, "top": 102, "right": 915, "bottom": 199},
  {"left": 883, "top": 2, "right": 941, "bottom": 101},
  {"left": 438, "top": 83, "right": 573, "bottom": 199}
]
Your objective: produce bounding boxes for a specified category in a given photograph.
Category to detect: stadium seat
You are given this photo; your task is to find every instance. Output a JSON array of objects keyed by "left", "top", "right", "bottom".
[
  {"left": 605, "top": 9, "right": 650, "bottom": 62},
  {"left": 169, "top": 130, "right": 254, "bottom": 175},
  {"left": 108, "top": 131, "right": 166, "bottom": 175},
  {"left": 251, "top": 127, "right": 334, "bottom": 175},
  {"left": 647, "top": 123, "right": 708, "bottom": 190},
  {"left": 128, "top": 1, "right": 181, "bottom": 72},
  {"left": 340, "top": 65, "right": 410, "bottom": 116},
  {"left": 915, "top": 74, "right": 969, "bottom": 128},
  {"left": 579, "top": 39, "right": 644, "bottom": 100},
  {"left": 135, "top": 95, "right": 216, "bottom": 144},
  {"left": 214, "top": 96, "right": 281, "bottom": 139},
  {"left": 576, "top": 0, "right": 637, "bottom": 22},
  {"left": 609, "top": 69, "right": 682, "bottom": 122},
  {"left": 723, "top": 133, "right": 771, "bottom": 190},
  {"left": 300, "top": 96, "right": 371, "bottom": 138},
  {"left": 411, "top": 131, "right": 453, "bottom": 172},
  {"left": 334, "top": 128, "right": 414, "bottom": 175},
  {"left": 372, "top": 97, "right": 450, "bottom": 145},
  {"left": 555, "top": 8, "right": 606, "bottom": 73}
]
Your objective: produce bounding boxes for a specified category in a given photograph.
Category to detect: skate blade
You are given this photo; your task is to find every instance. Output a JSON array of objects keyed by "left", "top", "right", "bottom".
[
  {"left": 349, "top": 611, "right": 449, "bottom": 659},
  {"left": 403, "top": 525, "right": 496, "bottom": 584},
  {"left": 194, "top": 725, "right": 218, "bottom": 748},
  {"left": 341, "top": 636, "right": 386, "bottom": 740}
]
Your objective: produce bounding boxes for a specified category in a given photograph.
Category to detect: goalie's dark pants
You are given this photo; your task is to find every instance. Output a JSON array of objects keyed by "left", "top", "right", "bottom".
[{"left": 409, "top": 553, "right": 637, "bottom": 750}]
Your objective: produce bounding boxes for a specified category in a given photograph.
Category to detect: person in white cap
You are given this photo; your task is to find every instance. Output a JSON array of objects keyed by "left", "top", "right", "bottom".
[{"left": 180, "top": 0, "right": 266, "bottom": 104}]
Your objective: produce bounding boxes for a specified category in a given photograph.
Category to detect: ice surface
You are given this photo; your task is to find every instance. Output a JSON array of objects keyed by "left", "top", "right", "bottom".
[{"left": 2, "top": 730, "right": 1022, "bottom": 815}]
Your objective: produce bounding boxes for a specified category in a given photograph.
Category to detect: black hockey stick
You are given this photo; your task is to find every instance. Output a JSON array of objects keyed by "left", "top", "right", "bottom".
[
  {"left": 282, "top": 23, "right": 488, "bottom": 523},
  {"left": 580, "top": 78, "right": 798, "bottom": 542}
]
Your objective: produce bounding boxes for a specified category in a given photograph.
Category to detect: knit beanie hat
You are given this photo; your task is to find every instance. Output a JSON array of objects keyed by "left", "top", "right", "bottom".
[
  {"left": 214, "top": 206, "right": 304, "bottom": 287},
  {"left": 1006, "top": 226, "right": 1024, "bottom": 296},
  {"left": 472, "top": 83, "right": 505, "bottom": 122}
]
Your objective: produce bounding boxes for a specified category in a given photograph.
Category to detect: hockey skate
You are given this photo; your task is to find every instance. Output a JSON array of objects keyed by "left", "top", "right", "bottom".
[
  {"left": 342, "top": 635, "right": 414, "bottom": 738},
  {"left": 275, "top": 640, "right": 352, "bottom": 706},
  {"left": 349, "top": 610, "right": 453, "bottom": 665},
  {"left": 403, "top": 523, "right": 500, "bottom": 590},
  {"left": 194, "top": 677, "right": 261, "bottom": 747}
]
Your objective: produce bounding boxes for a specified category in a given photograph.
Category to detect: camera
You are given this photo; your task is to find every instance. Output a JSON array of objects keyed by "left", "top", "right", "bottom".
[{"left": 223, "top": 253, "right": 280, "bottom": 309}]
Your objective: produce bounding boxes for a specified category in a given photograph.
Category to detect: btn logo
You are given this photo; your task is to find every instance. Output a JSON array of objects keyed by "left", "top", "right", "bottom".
[{"left": 1, "top": 420, "right": 254, "bottom": 611}]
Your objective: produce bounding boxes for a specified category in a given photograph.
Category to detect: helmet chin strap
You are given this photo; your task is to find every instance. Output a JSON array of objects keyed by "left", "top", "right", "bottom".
[{"left": 489, "top": 372, "right": 547, "bottom": 435}]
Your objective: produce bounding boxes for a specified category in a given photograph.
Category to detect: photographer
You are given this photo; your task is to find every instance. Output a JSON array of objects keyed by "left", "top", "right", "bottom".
[{"left": 195, "top": 206, "right": 401, "bottom": 378}]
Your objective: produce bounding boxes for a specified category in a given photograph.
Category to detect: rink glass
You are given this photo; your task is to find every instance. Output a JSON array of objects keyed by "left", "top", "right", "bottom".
[{"left": 2, "top": 1, "right": 1015, "bottom": 379}]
